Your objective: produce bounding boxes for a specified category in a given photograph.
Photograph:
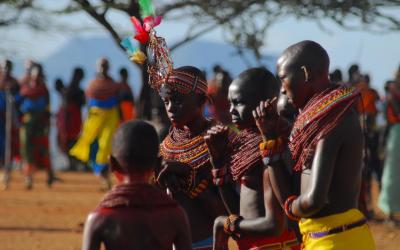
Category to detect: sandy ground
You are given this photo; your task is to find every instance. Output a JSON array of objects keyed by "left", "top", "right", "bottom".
[{"left": 0, "top": 170, "right": 399, "bottom": 250}]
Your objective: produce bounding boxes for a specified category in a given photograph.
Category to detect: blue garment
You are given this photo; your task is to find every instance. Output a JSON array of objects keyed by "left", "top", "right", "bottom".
[
  {"left": 20, "top": 96, "right": 47, "bottom": 113},
  {"left": 0, "top": 91, "right": 5, "bottom": 110},
  {"left": 192, "top": 237, "right": 213, "bottom": 249},
  {"left": 88, "top": 96, "right": 118, "bottom": 108}
]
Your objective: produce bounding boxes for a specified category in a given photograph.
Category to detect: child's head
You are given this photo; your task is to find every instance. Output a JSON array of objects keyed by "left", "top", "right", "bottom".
[
  {"left": 110, "top": 120, "right": 159, "bottom": 174},
  {"left": 228, "top": 67, "right": 280, "bottom": 129}
]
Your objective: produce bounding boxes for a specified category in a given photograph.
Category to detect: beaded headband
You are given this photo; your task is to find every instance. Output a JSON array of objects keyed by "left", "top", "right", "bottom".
[{"left": 121, "top": 0, "right": 205, "bottom": 95}]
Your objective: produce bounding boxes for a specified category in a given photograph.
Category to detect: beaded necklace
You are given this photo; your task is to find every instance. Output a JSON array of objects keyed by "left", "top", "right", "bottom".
[
  {"left": 229, "top": 127, "right": 263, "bottom": 181},
  {"left": 160, "top": 121, "right": 212, "bottom": 192},
  {"left": 289, "top": 85, "right": 359, "bottom": 172}
]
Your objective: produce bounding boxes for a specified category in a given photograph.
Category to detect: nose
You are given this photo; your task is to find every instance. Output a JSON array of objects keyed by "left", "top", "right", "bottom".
[
  {"left": 166, "top": 101, "right": 177, "bottom": 114},
  {"left": 280, "top": 86, "right": 286, "bottom": 95},
  {"left": 229, "top": 103, "right": 235, "bottom": 115}
]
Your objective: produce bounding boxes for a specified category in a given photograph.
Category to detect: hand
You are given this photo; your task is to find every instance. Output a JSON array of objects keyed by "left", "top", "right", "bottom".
[
  {"left": 252, "top": 98, "right": 280, "bottom": 140},
  {"left": 156, "top": 160, "right": 190, "bottom": 192},
  {"left": 213, "top": 216, "right": 229, "bottom": 250},
  {"left": 204, "top": 125, "right": 229, "bottom": 168}
]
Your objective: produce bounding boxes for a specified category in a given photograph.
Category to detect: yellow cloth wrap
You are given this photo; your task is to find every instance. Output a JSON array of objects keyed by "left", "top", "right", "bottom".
[
  {"left": 69, "top": 107, "right": 120, "bottom": 164},
  {"left": 299, "top": 209, "right": 375, "bottom": 250}
]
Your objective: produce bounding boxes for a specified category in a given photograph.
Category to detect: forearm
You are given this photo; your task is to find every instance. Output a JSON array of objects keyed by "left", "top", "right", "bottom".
[
  {"left": 267, "top": 161, "right": 293, "bottom": 207},
  {"left": 291, "top": 193, "right": 326, "bottom": 218},
  {"left": 236, "top": 216, "right": 283, "bottom": 237}
]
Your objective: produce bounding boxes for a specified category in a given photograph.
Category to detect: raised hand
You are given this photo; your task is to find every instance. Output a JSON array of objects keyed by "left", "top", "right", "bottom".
[
  {"left": 252, "top": 98, "right": 280, "bottom": 140},
  {"left": 204, "top": 125, "right": 229, "bottom": 168}
]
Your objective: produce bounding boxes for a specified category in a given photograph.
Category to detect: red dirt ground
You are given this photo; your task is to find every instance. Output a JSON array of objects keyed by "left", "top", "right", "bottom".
[{"left": 0, "top": 170, "right": 399, "bottom": 250}]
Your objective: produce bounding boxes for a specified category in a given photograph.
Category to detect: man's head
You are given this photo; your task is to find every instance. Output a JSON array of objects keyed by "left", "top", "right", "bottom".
[
  {"left": 71, "top": 67, "right": 84, "bottom": 86},
  {"left": 24, "top": 59, "right": 34, "bottom": 74},
  {"left": 119, "top": 67, "right": 128, "bottom": 82},
  {"left": 228, "top": 67, "right": 280, "bottom": 129},
  {"left": 159, "top": 66, "right": 208, "bottom": 128},
  {"left": 2, "top": 60, "right": 13, "bottom": 75},
  {"left": 30, "top": 63, "right": 44, "bottom": 84},
  {"left": 277, "top": 40, "right": 330, "bottom": 109},
  {"left": 55, "top": 78, "right": 64, "bottom": 93},
  {"left": 348, "top": 64, "right": 360, "bottom": 83},
  {"left": 110, "top": 120, "right": 159, "bottom": 174},
  {"left": 96, "top": 57, "right": 109, "bottom": 76}
]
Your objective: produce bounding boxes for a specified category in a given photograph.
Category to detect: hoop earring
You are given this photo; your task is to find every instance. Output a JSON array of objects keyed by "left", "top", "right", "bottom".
[{"left": 301, "top": 66, "right": 309, "bottom": 82}]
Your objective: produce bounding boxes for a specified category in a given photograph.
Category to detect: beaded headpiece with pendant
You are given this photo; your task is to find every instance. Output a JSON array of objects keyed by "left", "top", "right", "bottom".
[{"left": 121, "top": 0, "right": 207, "bottom": 96}]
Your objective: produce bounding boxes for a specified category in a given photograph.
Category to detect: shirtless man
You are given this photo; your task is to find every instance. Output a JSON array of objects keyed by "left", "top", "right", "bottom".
[
  {"left": 82, "top": 120, "right": 191, "bottom": 250},
  {"left": 253, "top": 40, "right": 375, "bottom": 249},
  {"left": 157, "top": 66, "right": 227, "bottom": 249},
  {"left": 204, "top": 68, "right": 299, "bottom": 250}
]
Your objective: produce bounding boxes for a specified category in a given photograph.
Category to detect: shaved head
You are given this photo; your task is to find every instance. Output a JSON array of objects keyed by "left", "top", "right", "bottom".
[
  {"left": 112, "top": 120, "right": 159, "bottom": 172},
  {"left": 278, "top": 40, "right": 330, "bottom": 76},
  {"left": 277, "top": 40, "right": 331, "bottom": 109}
]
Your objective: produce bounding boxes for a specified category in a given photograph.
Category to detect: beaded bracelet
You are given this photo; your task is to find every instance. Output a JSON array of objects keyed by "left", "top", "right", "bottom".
[
  {"left": 284, "top": 195, "right": 301, "bottom": 221},
  {"left": 223, "top": 214, "right": 243, "bottom": 240},
  {"left": 211, "top": 166, "right": 228, "bottom": 178},
  {"left": 259, "top": 137, "right": 285, "bottom": 165}
]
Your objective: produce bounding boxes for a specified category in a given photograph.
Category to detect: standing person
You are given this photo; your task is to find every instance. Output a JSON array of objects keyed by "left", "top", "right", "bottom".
[
  {"left": 254, "top": 40, "right": 375, "bottom": 249},
  {"left": 356, "top": 74, "right": 381, "bottom": 218},
  {"left": 19, "top": 63, "right": 54, "bottom": 189},
  {"left": 82, "top": 120, "right": 192, "bottom": 250},
  {"left": 70, "top": 58, "right": 120, "bottom": 190},
  {"left": 207, "top": 65, "right": 232, "bottom": 124},
  {"left": 1, "top": 60, "right": 22, "bottom": 189},
  {"left": 117, "top": 67, "right": 136, "bottom": 122},
  {"left": 19, "top": 59, "right": 35, "bottom": 87},
  {"left": 204, "top": 67, "right": 299, "bottom": 250},
  {"left": 0, "top": 60, "right": 20, "bottom": 167},
  {"left": 56, "top": 67, "right": 86, "bottom": 171},
  {"left": 156, "top": 66, "right": 227, "bottom": 249},
  {"left": 378, "top": 70, "right": 400, "bottom": 227}
]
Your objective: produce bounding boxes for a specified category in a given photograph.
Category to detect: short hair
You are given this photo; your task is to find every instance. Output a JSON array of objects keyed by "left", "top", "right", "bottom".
[
  {"left": 112, "top": 120, "right": 159, "bottom": 171},
  {"left": 119, "top": 67, "right": 128, "bottom": 78},
  {"left": 236, "top": 67, "right": 280, "bottom": 100},
  {"left": 281, "top": 40, "right": 330, "bottom": 74}
]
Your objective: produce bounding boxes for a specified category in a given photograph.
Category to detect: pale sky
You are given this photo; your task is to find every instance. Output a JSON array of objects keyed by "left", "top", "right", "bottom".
[{"left": 2, "top": 1, "right": 400, "bottom": 93}]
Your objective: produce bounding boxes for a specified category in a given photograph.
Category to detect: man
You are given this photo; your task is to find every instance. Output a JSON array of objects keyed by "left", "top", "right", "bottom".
[
  {"left": 19, "top": 63, "right": 54, "bottom": 189},
  {"left": 117, "top": 67, "right": 136, "bottom": 122},
  {"left": 157, "top": 66, "right": 227, "bottom": 249},
  {"left": 0, "top": 60, "right": 21, "bottom": 190},
  {"left": 70, "top": 58, "right": 120, "bottom": 189},
  {"left": 207, "top": 65, "right": 232, "bottom": 124},
  {"left": 253, "top": 40, "right": 375, "bottom": 249},
  {"left": 56, "top": 67, "right": 86, "bottom": 171},
  {"left": 82, "top": 120, "right": 192, "bottom": 250},
  {"left": 204, "top": 68, "right": 299, "bottom": 250}
]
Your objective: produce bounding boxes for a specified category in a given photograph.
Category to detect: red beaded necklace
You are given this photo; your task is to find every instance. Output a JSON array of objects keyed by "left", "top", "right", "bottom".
[{"left": 289, "top": 86, "right": 359, "bottom": 172}]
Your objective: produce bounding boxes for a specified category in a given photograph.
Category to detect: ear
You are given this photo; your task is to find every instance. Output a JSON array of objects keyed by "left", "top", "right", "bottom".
[
  {"left": 109, "top": 155, "right": 124, "bottom": 174},
  {"left": 301, "top": 66, "right": 310, "bottom": 83}
]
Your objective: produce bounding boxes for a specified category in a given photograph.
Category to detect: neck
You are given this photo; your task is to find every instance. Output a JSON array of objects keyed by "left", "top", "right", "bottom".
[
  {"left": 310, "top": 77, "right": 331, "bottom": 95},
  {"left": 182, "top": 114, "right": 207, "bottom": 135},
  {"left": 121, "top": 171, "right": 154, "bottom": 185}
]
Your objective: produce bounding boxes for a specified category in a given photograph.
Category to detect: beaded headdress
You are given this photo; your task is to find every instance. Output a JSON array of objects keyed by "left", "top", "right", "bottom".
[{"left": 121, "top": 0, "right": 206, "bottom": 95}]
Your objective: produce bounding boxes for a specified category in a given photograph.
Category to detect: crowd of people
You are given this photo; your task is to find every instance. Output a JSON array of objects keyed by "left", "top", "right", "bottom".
[
  {"left": 0, "top": 58, "right": 136, "bottom": 190},
  {"left": 1, "top": 39, "right": 400, "bottom": 249}
]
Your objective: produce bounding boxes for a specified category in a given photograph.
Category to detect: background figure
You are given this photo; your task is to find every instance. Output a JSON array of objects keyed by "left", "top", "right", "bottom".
[
  {"left": 55, "top": 68, "right": 86, "bottom": 171},
  {"left": 19, "top": 59, "right": 35, "bottom": 87},
  {"left": 356, "top": 74, "right": 381, "bottom": 218},
  {"left": 0, "top": 60, "right": 21, "bottom": 188},
  {"left": 379, "top": 70, "right": 400, "bottom": 227},
  {"left": 19, "top": 63, "right": 54, "bottom": 189},
  {"left": 347, "top": 63, "right": 362, "bottom": 87},
  {"left": 329, "top": 69, "right": 343, "bottom": 85},
  {"left": 207, "top": 64, "right": 232, "bottom": 124},
  {"left": 69, "top": 58, "right": 120, "bottom": 190},
  {"left": 117, "top": 67, "right": 136, "bottom": 122}
]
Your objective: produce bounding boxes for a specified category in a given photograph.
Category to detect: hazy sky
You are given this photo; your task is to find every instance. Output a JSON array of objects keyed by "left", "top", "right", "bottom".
[{"left": 2, "top": 1, "right": 400, "bottom": 93}]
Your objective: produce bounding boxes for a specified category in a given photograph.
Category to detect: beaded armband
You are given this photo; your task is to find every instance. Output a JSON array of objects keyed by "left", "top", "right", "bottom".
[
  {"left": 284, "top": 195, "right": 301, "bottom": 221},
  {"left": 259, "top": 137, "right": 285, "bottom": 166},
  {"left": 211, "top": 166, "right": 229, "bottom": 186},
  {"left": 223, "top": 214, "right": 243, "bottom": 240}
]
